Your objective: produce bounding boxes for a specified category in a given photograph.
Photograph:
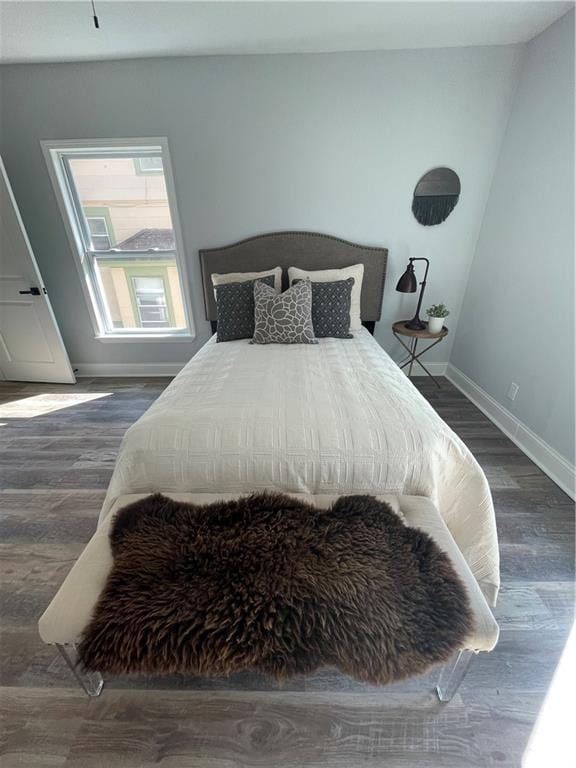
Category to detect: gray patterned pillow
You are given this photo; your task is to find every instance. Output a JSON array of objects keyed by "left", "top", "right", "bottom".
[
  {"left": 252, "top": 279, "right": 317, "bottom": 345},
  {"left": 293, "top": 278, "right": 354, "bottom": 338},
  {"left": 215, "top": 275, "right": 275, "bottom": 342}
]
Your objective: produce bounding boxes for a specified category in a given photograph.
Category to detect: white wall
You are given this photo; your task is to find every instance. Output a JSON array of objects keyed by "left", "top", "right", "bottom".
[
  {"left": 450, "top": 10, "right": 575, "bottom": 469},
  {"left": 0, "top": 45, "right": 521, "bottom": 368}
]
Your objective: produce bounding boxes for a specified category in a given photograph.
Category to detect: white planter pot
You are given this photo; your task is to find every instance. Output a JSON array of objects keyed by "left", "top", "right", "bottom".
[{"left": 427, "top": 316, "right": 444, "bottom": 334}]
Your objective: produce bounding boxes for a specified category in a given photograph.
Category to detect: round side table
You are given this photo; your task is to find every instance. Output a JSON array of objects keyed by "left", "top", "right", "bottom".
[{"left": 392, "top": 321, "right": 448, "bottom": 388}]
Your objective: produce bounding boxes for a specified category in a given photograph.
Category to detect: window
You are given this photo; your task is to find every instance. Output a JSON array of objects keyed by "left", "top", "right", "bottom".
[
  {"left": 132, "top": 276, "right": 170, "bottom": 328},
  {"left": 86, "top": 216, "right": 111, "bottom": 251},
  {"left": 42, "top": 139, "right": 194, "bottom": 339}
]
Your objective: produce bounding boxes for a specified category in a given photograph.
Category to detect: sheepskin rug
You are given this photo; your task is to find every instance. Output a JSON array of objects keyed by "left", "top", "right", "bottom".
[{"left": 79, "top": 492, "right": 473, "bottom": 683}]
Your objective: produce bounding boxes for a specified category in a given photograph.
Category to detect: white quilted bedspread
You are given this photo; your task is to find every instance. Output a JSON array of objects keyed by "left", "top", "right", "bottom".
[{"left": 100, "top": 329, "right": 499, "bottom": 603}]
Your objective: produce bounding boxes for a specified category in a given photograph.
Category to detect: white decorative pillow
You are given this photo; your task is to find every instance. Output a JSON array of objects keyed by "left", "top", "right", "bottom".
[
  {"left": 288, "top": 264, "right": 364, "bottom": 330},
  {"left": 252, "top": 279, "right": 317, "bottom": 345},
  {"left": 212, "top": 267, "right": 282, "bottom": 295}
]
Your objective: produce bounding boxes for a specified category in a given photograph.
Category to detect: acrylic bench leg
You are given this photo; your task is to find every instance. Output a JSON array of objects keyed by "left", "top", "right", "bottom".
[
  {"left": 56, "top": 643, "right": 104, "bottom": 697},
  {"left": 435, "top": 650, "right": 476, "bottom": 702}
]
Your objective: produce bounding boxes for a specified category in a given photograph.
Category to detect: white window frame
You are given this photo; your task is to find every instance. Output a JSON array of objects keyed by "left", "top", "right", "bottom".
[
  {"left": 132, "top": 275, "right": 170, "bottom": 328},
  {"left": 41, "top": 137, "right": 195, "bottom": 342},
  {"left": 86, "top": 215, "right": 112, "bottom": 250}
]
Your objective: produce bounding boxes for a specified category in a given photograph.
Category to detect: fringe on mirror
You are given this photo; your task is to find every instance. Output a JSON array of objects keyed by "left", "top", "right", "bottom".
[{"left": 412, "top": 194, "right": 459, "bottom": 226}]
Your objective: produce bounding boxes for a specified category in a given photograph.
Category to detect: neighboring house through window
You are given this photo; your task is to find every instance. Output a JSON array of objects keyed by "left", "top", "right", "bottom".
[
  {"left": 132, "top": 276, "right": 170, "bottom": 328},
  {"left": 86, "top": 216, "right": 112, "bottom": 251},
  {"left": 42, "top": 138, "right": 194, "bottom": 339}
]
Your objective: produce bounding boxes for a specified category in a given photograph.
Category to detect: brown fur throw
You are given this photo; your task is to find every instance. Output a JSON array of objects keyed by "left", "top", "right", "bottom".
[{"left": 79, "top": 492, "right": 473, "bottom": 684}]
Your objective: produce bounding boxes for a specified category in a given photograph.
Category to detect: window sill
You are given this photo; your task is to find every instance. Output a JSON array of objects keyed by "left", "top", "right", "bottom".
[{"left": 95, "top": 333, "right": 196, "bottom": 343}]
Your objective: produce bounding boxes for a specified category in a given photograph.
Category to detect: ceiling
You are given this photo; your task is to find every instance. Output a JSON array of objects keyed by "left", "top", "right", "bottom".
[{"left": 0, "top": 1, "right": 572, "bottom": 65}]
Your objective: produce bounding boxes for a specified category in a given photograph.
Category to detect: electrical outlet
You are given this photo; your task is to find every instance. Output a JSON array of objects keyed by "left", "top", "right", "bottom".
[{"left": 507, "top": 382, "right": 519, "bottom": 401}]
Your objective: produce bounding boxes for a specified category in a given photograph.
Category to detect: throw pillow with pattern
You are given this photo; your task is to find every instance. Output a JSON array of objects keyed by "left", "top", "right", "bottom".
[
  {"left": 215, "top": 275, "right": 275, "bottom": 342},
  {"left": 252, "top": 279, "right": 317, "bottom": 345},
  {"left": 293, "top": 277, "right": 354, "bottom": 338}
]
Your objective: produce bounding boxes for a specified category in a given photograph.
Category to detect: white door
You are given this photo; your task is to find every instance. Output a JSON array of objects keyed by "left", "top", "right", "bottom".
[{"left": 0, "top": 156, "right": 75, "bottom": 383}]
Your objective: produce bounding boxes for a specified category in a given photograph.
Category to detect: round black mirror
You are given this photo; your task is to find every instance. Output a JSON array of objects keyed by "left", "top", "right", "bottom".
[{"left": 412, "top": 167, "right": 461, "bottom": 226}]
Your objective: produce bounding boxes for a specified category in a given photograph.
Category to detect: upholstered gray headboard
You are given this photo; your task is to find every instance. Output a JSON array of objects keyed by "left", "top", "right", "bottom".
[{"left": 199, "top": 231, "right": 388, "bottom": 326}]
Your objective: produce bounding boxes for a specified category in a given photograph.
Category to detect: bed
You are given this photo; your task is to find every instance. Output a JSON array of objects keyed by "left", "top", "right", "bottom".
[
  {"left": 39, "top": 230, "right": 500, "bottom": 699},
  {"left": 97, "top": 231, "right": 499, "bottom": 604}
]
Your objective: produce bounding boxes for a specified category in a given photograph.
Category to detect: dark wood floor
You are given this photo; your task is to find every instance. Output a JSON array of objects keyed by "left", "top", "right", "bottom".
[{"left": 0, "top": 376, "right": 573, "bottom": 767}]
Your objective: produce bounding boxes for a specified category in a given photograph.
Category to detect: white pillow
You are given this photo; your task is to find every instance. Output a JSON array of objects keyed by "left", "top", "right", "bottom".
[
  {"left": 288, "top": 264, "right": 364, "bottom": 330},
  {"left": 211, "top": 267, "right": 282, "bottom": 295}
]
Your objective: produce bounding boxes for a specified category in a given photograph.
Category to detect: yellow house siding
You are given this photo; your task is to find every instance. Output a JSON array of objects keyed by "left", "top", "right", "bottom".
[
  {"left": 70, "top": 157, "right": 173, "bottom": 245},
  {"left": 167, "top": 265, "right": 186, "bottom": 328},
  {"left": 99, "top": 266, "right": 122, "bottom": 326},
  {"left": 100, "top": 203, "right": 172, "bottom": 245},
  {"left": 110, "top": 268, "right": 136, "bottom": 328}
]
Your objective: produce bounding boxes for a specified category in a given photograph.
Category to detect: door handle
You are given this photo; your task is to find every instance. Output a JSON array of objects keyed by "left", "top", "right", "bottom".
[{"left": 19, "top": 287, "right": 42, "bottom": 296}]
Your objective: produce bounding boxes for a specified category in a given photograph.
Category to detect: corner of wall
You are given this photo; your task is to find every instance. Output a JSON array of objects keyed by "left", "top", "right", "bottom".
[
  {"left": 446, "top": 11, "right": 575, "bottom": 488},
  {"left": 448, "top": 42, "right": 527, "bottom": 370}
]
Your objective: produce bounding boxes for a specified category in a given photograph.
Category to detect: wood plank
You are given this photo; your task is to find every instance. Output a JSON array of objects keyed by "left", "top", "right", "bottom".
[{"left": 0, "top": 375, "right": 572, "bottom": 767}]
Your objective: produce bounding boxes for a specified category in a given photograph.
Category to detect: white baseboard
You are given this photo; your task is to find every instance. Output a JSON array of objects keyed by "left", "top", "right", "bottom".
[
  {"left": 76, "top": 361, "right": 450, "bottom": 379},
  {"left": 72, "top": 363, "right": 185, "bottom": 378},
  {"left": 403, "top": 362, "right": 448, "bottom": 376},
  {"left": 73, "top": 361, "right": 449, "bottom": 379},
  {"left": 446, "top": 364, "right": 575, "bottom": 500}
]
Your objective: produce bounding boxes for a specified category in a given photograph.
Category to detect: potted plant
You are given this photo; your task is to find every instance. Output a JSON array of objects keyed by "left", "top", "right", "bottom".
[{"left": 426, "top": 304, "right": 449, "bottom": 334}]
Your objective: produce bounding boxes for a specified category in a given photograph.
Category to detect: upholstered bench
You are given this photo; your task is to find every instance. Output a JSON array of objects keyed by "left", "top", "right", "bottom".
[{"left": 39, "top": 493, "right": 499, "bottom": 700}]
